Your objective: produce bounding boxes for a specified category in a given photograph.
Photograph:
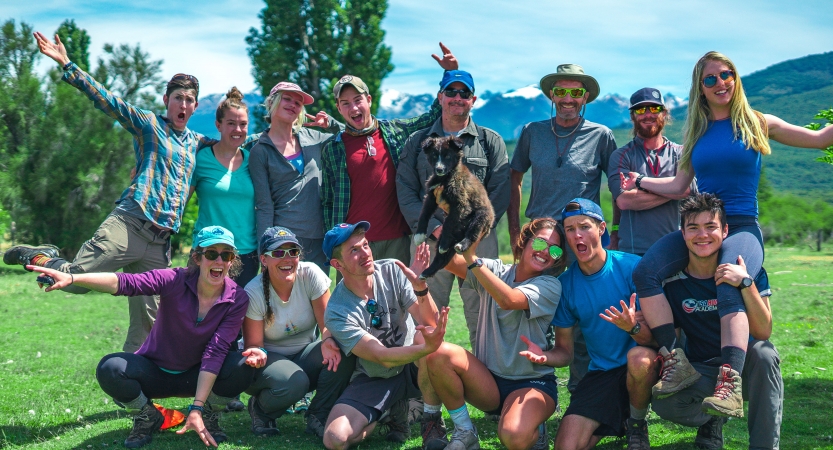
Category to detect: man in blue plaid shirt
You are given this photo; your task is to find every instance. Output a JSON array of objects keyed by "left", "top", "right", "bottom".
[
  {"left": 321, "top": 43, "right": 460, "bottom": 266},
  {"left": 5, "top": 32, "right": 216, "bottom": 352}
]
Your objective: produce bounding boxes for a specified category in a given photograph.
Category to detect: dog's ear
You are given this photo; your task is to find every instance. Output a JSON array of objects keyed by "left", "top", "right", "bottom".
[
  {"left": 420, "top": 137, "right": 437, "bottom": 155},
  {"left": 450, "top": 136, "right": 465, "bottom": 152}
]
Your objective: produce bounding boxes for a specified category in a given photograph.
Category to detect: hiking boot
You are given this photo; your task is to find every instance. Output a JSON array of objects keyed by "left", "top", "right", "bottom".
[
  {"left": 380, "top": 398, "right": 410, "bottom": 443},
  {"left": 225, "top": 395, "right": 245, "bottom": 412},
  {"left": 625, "top": 418, "right": 650, "bottom": 450},
  {"left": 702, "top": 365, "right": 744, "bottom": 418},
  {"left": 203, "top": 406, "right": 229, "bottom": 443},
  {"left": 248, "top": 396, "right": 280, "bottom": 436},
  {"left": 305, "top": 413, "right": 325, "bottom": 439},
  {"left": 421, "top": 411, "right": 449, "bottom": 450},
  {"left": 653, "top": 346, "right": 702, "bottom": 399},
  {"left": 531, "top": 422, "right": 549, "bottom": 450},
  {"left": 124, "top": 402, "right": 164, "bottom": 448},
  {"left": 409, "top": 397, "right": 425, "bottom": 425},
  {"left": 3, "top": 244, "right": 59, "bottom": 270},
  {"left": 695, "top": 416, "right": 726, "bottom": 449},
  {"left": 446, "top": 426, "right": 480, "bottom": 450}
]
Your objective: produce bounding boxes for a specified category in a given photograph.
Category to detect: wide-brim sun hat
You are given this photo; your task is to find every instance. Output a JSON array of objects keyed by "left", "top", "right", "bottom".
[
  {"left": 270, "top": 81, "right": 314, "bottom": 105},
  {"left": 540, "top": 64, "right": 600, "bottom": 103}
]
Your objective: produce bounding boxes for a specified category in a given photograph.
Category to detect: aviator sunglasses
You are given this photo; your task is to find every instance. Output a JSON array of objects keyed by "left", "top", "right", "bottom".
[
  {"left": 633, "top": 105, "right": 664, "bottom": 115},
  {"left": 702, "top": 70, "right": 735, "bottom": 88},
  {"left": 365, "top": 299, "right": 383, "bottom": 328},
  {"left": 198, "top": 249, "right": 236, "bottom": 262},
  {"left": 531, "top": 237, "right": 563, "bottom": 259},
  {"left": 263, "top": 248, "right": 301, "bottom": 259},
  {"left": 551, "top": 87, "right": 587, "bottom": 98},
  {"left": 443, "top": 88, "right": 474, "bottom": 99}
]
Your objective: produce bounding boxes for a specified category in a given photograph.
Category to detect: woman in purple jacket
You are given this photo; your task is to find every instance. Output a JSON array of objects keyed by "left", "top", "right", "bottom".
[{"left": 30, "top": 226, "right": 253, "bottom": 449}]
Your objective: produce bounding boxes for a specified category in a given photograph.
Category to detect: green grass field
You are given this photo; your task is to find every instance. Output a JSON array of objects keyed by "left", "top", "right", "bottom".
[{"left": 1, "top": 246, "right": 832, "bottom": 449}]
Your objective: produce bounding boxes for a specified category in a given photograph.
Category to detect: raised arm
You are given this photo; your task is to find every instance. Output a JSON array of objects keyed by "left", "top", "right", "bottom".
[
  {"left": 716, "top": 256, "right": 772, "bottom": 340},
  {"left": 766, "top": 113, "right": 833, "bottom": 149},
  {"left": 350, "top": 307, "right": 448, "bottom": 369}
]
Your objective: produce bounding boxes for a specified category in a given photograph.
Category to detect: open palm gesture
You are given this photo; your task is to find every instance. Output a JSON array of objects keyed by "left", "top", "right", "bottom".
[{"left": 33, "top": 32, "right": 70, "bottom": 66}]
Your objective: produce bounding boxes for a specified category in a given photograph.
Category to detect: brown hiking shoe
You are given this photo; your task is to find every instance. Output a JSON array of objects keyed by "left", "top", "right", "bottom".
[
  {"left": 124, "top": 402, "right": 164, "bottom": 448},
  {"left": 653, "top": 346, "right": 702, "bottom": 399},
  {"left": 203, "top": 406, "right": 229, "bottom": 443},
  {"left": 248, "top": 396, "right": 280, "bottom": 436},
  {"left": 702, "top": 365, "right": 744, "bottom": 418},
  {"left": 421, "top": 411, "right": 449, "bottom": 450},
  {"left": 380, "top": 399, "right": 410, "bottom": 443},
  {"left": 625, "top": 418, "right": 650, "bottom": 450}
]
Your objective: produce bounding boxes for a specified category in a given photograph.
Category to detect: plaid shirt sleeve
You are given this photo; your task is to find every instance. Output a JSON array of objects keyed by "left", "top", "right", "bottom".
[
  {"left": 62, "top": 62, "right": 154, "bottom": 136},
  {"left": 321, "top": 136, "right": 349, "bottom": 230},
  {"left": 379, "top": 99, "right": 442, "bottom": 167}
]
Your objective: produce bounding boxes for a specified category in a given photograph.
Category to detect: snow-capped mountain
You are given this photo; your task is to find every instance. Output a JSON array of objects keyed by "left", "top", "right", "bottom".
[{"left": 186, "top": 87, "right": 687, "bottom": 141}]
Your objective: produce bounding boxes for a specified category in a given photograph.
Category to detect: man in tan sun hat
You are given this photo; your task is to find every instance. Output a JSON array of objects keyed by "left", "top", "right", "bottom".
[{"left": 508, "top": 63, "right": 618, "bottom": 392}]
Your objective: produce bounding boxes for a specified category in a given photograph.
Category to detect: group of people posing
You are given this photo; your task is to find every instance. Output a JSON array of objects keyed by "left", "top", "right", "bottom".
[{"left": 6, "top": 32, "right": 833, "bottom": 450}]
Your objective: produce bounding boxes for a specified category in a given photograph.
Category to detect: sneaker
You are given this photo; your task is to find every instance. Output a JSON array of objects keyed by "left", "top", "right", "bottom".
[
  {"left": 701, "top": 365, "right": 744, "bottom": 418},
  {"left": 380, "top": 399, "right": 410, "bottom": 443},
  {"left": 421, "top": 411, "right": 449, "bottom": 450},
  {"left": 3, "top": 244, "right": 59, "bottom": 269},
  {"left": 293, "top": 393, "right": 312, "bottom": 414},
  {"left": 695, "top": 416, "right": 726, "bottom": 449},
  {"left": 531, "top": 422, "right": 549, "bottom": 450},
  {"left": 203, "top": 406, "right": 229, "bottom": 443},
  {"left": 225, "top": 395, "right": 245, "bottom": 412},
  {"left": 305, "top": 414, "right": 325, "bottom": 439},
  {"left": 124, "top": 402, "right": 164, "bottom": 448},
  {"left": 653, "top": 346, "right": 702, "bottom": 399},
  {"left": 625, "top": 418, "right": 650, "bottom": 450},
  {"left": 409, "top": 397, "right": 425, "bottom": 425},
  {"left": 248, "top": 397, "right": 280, "bottom": 436},
  {"left": 446, "top": 426, "right": 480, "bottom": 450}
]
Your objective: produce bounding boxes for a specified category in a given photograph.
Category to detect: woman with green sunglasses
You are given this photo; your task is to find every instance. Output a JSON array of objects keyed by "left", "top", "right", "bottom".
[
  {"left": 424, "top": 217, "right": 565, "bottom": 450},
  {"left": 240, "top": 226, "right": 355, "bottom": 440}
]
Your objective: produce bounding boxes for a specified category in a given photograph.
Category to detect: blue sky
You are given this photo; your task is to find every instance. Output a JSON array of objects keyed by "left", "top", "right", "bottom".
[{"left": 8, "top": 0, "right": 833, "bottom": 99}]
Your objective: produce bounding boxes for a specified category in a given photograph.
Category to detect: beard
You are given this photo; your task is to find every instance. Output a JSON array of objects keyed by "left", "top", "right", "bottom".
[{"left": 633, "top": 113, "right": 667, "bottom": 139}]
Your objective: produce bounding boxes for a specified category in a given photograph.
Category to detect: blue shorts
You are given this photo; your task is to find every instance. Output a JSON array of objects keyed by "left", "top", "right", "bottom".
[{"left": 484, "top": 372, "right": 559, "bottom": 416}]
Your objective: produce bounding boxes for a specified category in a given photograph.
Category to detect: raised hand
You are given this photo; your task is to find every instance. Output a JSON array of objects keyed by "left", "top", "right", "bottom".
[
  {"left": 620, "top": 172, "right": 640, "bottom": 191},
  {"left": 416, "top": 307, "right": 448, "bottom": 352},
  {"left": 519, "top": 335, "right": 548, "bottom": 365},
  {"left": 431, "top": 42, "right": 459, "bottom": 71},
  {"left": 241, "top": 347, "right": 267, "bottom": 368},
  {"left": 395, "top": 243, "right": 431, "bottom": 286},
  {"left": 303, "top": 111, "right": 330, "bottom": 129},
  {"left": 599, "top": 293, "right": 639, "bottom": 332},
  {"left": 33, "top": 32, "right": 70, "bottom": 67}
]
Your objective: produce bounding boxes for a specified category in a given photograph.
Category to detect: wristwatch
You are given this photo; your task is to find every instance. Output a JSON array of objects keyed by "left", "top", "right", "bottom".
[
  {"left": 628, "top": 322, "right": 641, "bottom": 336},
  {"left": 467, "top": 258, "right": 484, "bottom": 270},
  {"left": 739, "top": 277, "right": 753, "bottom": 290}
]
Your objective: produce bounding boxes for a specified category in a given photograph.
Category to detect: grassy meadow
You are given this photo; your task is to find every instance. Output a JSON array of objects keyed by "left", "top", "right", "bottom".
[{"left": 0, "top": 246, "right": 832, "bottom": 449}]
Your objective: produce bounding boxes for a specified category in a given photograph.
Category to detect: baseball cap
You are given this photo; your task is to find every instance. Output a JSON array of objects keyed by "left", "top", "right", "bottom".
[
  {"left": 439, "top": 70, "right": 475, "bottom": 93},
  {"left": 629, "top": 87, "right": 665, "bottom": 109},
  {"left": 332, "top": 75, "right": 370, "bottom": 99},
  {"left": 561, "top": 198, "right": 610, "bottom": 248},
  {"left": 194, "top": 225, "right": 236, "bottom": 249},
  {"left": 259, "top": 226, "right": 301, "bottom": 254},
  {"left": 322, "top": 221, "right": 371, "bottom": 264},
  {"left": 269, "top": 81, "right": 314, "bottom": 105}
]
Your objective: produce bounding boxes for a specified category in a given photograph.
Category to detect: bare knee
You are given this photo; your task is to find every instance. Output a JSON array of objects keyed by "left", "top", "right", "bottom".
[
  {"left": 498, "top": 426, "right": 536, "bottom": 450},
  {"left": 627, "top": 346, "right": 658, "bottom": 379},
  {"left": 425, "top": 341, "right": 460, "bottom": 369}
]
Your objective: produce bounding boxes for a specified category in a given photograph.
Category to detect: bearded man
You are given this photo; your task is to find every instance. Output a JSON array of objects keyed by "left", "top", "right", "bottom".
[{"left": 607, "top": 88, "right": 692, "bottom": 256}]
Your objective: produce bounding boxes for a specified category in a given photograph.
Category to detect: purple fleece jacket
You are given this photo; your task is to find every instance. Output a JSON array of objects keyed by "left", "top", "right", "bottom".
[{"left": 114, "top": 268, "right": 249, "bottom": 374}]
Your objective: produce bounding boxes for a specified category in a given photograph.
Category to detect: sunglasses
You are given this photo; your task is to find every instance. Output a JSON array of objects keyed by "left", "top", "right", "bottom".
[
  {"left": 263, "top": 248, "right": 301, "bottom": 259},
  {"left": 443, "top": 88, "right": 473, "bottom": 99},
  {"left": 198, "top": 250, "right": 236, "bottom": 262},
  {"left": 365, "top": 299, "right": 383, "bottom": 328},
  {"left": 632, "top": 105, "right": 664, "bottom": 115},
  {"left": 531, "top": 237, "right": 563, "bottom": 259},
  {"left": 551, "top": 87, "right": 587, "bottom": 98},
  {"left": 702, "top": 70, "right": 734, "bottom": 88}
]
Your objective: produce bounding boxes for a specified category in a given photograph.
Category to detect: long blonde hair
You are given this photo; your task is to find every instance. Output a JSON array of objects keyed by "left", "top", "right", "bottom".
[
  {"left": 264, "top": 91, "right": 307, "bottom": 132},
  {"left": 680, "top": 51, "right": 770, "bottom": 172}
]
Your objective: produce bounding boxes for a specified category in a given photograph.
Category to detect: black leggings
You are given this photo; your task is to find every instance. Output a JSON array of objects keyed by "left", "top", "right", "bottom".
[{"left": 96, "top": 351, "right": 253, "bottom": 402}]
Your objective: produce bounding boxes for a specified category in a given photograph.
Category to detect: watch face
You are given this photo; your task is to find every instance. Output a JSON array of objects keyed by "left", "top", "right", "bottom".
[{"left": 742, "top": 277, "right": 753, "bottom": 287}]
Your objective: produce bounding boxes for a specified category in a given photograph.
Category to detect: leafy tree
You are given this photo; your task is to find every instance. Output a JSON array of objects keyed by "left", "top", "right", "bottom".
[
  {"left": 805, "top": 107, "right": 833, "bottom": 165},
  {"left": 246, "top": 0, "right": 394, "bottom": 118},
  {"left": 55, "top": 20, "right": 90, "bottom": 71}
]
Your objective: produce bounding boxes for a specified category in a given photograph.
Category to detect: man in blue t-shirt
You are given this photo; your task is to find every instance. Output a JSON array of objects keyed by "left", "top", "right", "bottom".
[
  {"left": 519, "top": 198, "right": 657, "bottom": 449},
  {"left": 630, "top": 193, "right": 781, "bottom": 449}
]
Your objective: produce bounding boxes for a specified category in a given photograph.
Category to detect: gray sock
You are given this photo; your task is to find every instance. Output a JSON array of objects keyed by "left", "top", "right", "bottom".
[
  {"left": 207, "top": 391, "right": 232, "bottom": 411},
  {"left": 123, "top": 392, "right": 149, "bottom": 413},
  {"left": 630, "top": 405, "right": 648, "bottom": 421}
]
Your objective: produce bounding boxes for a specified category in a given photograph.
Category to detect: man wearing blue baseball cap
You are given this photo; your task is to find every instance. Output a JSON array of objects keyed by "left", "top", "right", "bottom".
[
  {"left": 397, "top": 69, "right": 510, "bottom": 353},
  {"left": 519, "top": 198, "right": 656, "bottom": 449},
  {"left": 320, "top": 222, "right": 449, "bottom": 450}
]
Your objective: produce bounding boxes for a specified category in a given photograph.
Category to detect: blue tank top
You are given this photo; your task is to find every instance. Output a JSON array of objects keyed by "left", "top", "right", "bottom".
[{"left": 691, "top": 119, "right": 761, "bottom": 217}]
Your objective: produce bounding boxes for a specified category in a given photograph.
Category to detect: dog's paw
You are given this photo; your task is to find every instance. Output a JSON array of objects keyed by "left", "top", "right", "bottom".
[
  {"left": 455, "top": 239, "right": 472, "bottom": 254},
  {"left": 419, "top": 274, "right": 429, "bottom": 280},
  {"left": 413, "top": 233, "right": 427, "bottom": 245},
  {"left": 438, "top": 245, "right": 449, "bottom": 254}
]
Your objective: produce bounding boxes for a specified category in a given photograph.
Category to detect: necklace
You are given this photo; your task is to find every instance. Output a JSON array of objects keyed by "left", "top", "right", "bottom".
[{"left": 552, "top": 121, "right": 581, "bottom": 168}]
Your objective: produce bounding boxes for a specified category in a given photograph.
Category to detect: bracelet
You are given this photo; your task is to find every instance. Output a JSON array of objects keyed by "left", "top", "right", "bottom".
[
  {"left": 62, "top": 61, "right": 73, "bottom": 71},
  {"left": 322, "top": 336, "right": 334, "bottom": 344},
  {"left": 187, "top": 404, "right": 204, "bottom": 414},
  {"left": 610, "top": 225, "right": 619, "bottom": 232},
  {"left": 635, "top": 174, "right": 645, "bottom": 189},
  {"left": 413, "top": 287, "right": 429, "bottom": 297},
  {"left": 69, "top": 273, "right": 74, "bottom": 285}
]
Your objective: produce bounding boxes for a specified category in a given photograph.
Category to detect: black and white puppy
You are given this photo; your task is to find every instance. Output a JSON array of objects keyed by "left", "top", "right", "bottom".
[{"left": 414, "top": 136, "right": 494, "bottom": 279}]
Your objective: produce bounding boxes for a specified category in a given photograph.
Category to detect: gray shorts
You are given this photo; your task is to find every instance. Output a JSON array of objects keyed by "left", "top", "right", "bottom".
[{"left": 334, "top": 363, "right": 420, "bottom": 423}]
